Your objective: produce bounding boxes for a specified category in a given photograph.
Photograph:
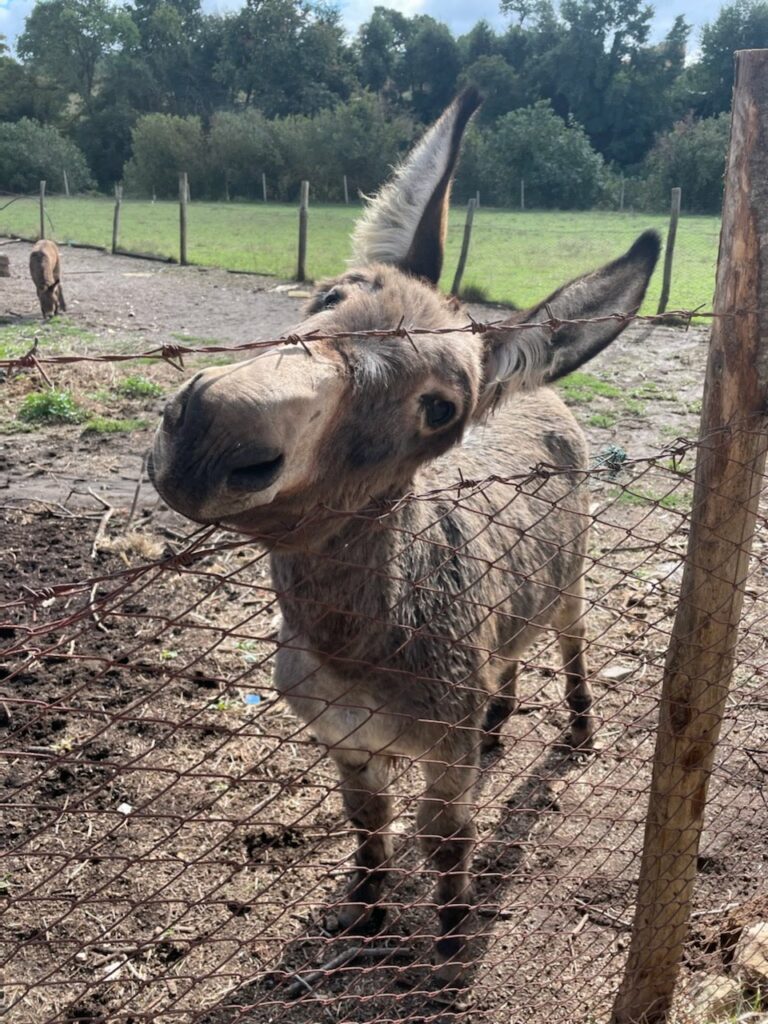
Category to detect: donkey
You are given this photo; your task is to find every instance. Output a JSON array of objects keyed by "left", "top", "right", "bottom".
[
  {"left": 29, "top": 239, "right": 66, "bottom": 319},
  {"left": 150, "top": 88, "right": 659, "bottom": 985}
]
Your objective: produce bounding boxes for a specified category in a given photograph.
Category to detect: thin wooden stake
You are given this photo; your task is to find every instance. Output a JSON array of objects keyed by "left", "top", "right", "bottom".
[
  {"left": 343, "top": 174, "right": 349, "bottom": 205},
  {"left": 179, "top": 171, "right": 188, "bottom": 266},
  {"left": 612, "top": 48, "right": 768, "bottom": 1024},
  {"left": 297, "top": 180, "right": 309, "bottom": 282},
  {"left": 112, "top": 184, "right": 123, "bottom": 255},
  {"left": 520, "top": 178, "right": 525, "bottom": 211},
  {"left": 451, "top": 197, "right": 477, "bottom": 296},
  {"left": 262, "top": 172, "right": 267, "bottom": 203},
  {"left": 475, "top": 189, "right": 480, "bottom": 209},
  {"left": 63, "top": 169, "right": 70, "bottom": 198},
  {"left": 657, "top": 187, "right": 681, "bottom": 314},
  {"left": 224, "top": 172, "right": 230, "bottom": 202},
  {"left": 39, "top": 180, "right": 46, "bottom": 240}
]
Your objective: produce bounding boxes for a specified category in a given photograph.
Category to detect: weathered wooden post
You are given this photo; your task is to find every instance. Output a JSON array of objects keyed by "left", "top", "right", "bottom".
[
  {"left": 112, "top": 184, "right": 123, "bottom": 255},
  {"left": 179, "top": 171, "right": 188, "bottom": 266},
  {"left": 657, "top": 186, "right": 682, "bottom": 314},
  {"left": 297, "top": 180, "right": 309, "bottom": 282},
  {"left": 224, "top": 171, "right": 230, "bottom": 202},
  {"left": 39, "top": 180, "right": 46, "bottom": 240},
  {"left": 451, "top": 197, "right": 477, "bottom": 296},
  {"left": 262, "top": 172, "right": 267, "bottom": 203},
  {"left": 520, "top": 178, "right": 525, "bottom": 211},
  {"left": 612, "top": 48, "right": 768, "bottom": 1024},
  {"left": 63, "top": 169, "right": 70, "bottom": 198},
  {"left": 475, "top": 189, "right": 480, "bottom": 210},
  {"left": 343, "top": 174, "right": 349, "bottom": 205}
]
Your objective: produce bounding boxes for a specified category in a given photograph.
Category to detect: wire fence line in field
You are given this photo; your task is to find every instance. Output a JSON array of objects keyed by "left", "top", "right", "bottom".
[
  {"left": 0, "top": 188, "right": 721, "bottom": 312},
  {"left": 1, "top": 305, "right": 768, "bottom": 1024}
]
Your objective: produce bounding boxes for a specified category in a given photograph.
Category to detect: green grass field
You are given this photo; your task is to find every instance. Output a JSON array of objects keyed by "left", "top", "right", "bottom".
[{"left": 0, "top": 196, "right": 721, "bottom": 312}]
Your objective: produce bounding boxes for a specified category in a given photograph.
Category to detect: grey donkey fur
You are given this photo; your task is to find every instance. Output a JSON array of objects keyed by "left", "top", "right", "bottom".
[
  {"left": 29, "top": 239, "right": 66, "bottom": 319},
  {"left": 150, "top": 88, "right": 660, "bottom": 986}
]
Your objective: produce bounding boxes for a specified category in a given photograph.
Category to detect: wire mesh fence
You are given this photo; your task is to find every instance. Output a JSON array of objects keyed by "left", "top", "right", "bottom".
[{"left": 1, "top": 316, "right": 767, "bottom": 1024}]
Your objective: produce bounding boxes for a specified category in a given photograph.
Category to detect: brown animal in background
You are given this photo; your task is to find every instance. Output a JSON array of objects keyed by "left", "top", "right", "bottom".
[
  {"left": 29, "top": 240, "right": 66, "bottom": 319},
  {"left": 150, "top": 89, "right": 659, "bottom": 986}
]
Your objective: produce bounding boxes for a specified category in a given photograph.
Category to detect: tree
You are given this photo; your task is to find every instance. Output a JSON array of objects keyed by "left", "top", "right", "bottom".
[
  {"left": 0, "top": 119, "right": 94, "bottom": 193},
  {"left": 401, "top": 16, "right": 461, "bottom": 122},
  {"left": 689, "top": 0, "right": 768, "bottom": 116},
  {"left": 215, "top": 0, "right": 353, "bottom": 117},
  {"left": 18, "top": 0, "right": 136, "bottom": 111},
  {"left": 356, "top": 6, "right": 412, "bottom": 98},
  {"left": 482, "top": 101, "right": 607, "bottom": 208},
  {"left": 640, "top": 114, "right": 730, "bottom": 213},
  {"left": 459, "top": 55, "right": 524, "bottom": 123}
]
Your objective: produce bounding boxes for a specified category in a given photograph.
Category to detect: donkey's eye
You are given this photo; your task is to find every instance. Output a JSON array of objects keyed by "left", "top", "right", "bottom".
[
  {"left": 322, "top": 287, "right": 344, "bottom": 308},
  {"left": 422, "top": 394, "right": 456, "bottom": 429}
]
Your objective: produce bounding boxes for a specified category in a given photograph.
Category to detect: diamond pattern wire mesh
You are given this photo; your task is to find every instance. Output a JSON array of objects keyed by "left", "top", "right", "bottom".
[{"left": 1, "top": 326, "right": 767, "bottom": 1024}]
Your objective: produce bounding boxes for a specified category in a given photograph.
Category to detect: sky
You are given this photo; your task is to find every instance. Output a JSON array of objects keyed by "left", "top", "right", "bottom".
[{"left": 0, "top": 0, "right": 727, "bottom": 55}]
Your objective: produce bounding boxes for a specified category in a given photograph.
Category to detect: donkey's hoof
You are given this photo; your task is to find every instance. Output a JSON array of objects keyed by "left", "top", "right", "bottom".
[{"left": 327, "top": 902, "right": 386, "bottom": 936}]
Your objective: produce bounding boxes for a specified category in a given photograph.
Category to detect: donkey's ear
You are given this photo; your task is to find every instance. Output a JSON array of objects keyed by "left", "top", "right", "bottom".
[
  {"left": 478, "top": 231, "right": 661, "bottom": 410},
  {"left": 351, "top": 88, "right": 482, "bottom": 285}
]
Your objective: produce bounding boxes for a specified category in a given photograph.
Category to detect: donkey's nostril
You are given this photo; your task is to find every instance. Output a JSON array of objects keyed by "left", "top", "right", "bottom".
[{"left": 227, "top": 453, "right": 284, "bottom": 493}]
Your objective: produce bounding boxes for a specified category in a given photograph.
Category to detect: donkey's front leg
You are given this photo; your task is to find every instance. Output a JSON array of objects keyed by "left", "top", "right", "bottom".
[
  {"left": 331, "top": 751, "right": 394, "bottom": 933},
  {"left": 418, "top": 753, "right": 479, "bottom": 986}
]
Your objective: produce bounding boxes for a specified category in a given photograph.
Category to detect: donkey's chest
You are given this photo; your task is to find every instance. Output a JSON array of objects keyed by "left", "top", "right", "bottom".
[{"left": 272, "top": 633, "right": 471, "bottom": 755}]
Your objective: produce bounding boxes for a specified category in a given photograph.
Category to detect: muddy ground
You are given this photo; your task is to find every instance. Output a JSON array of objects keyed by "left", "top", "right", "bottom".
[{"left": 1, "top": 241, "right": 767, "bottom": 1024}]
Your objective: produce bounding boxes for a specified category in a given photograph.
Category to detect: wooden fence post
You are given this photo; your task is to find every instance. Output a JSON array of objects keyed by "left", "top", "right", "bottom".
[
  {"left": 475, "top": 189, "right": 480, "bottom": 210},
  {"left": 112, "top": 184, "right": 123, "bottom": 255},
  {"left": 179, "top": 171, "right": 188, "bottom": 266},
  {"left": 611, "top": 48, "right": 768, "bottom": 1024},
  {"left": 225, "top": 172, "right": 230, "bottom": 202},
  {"left": 296, "top": 180, "right": 309, "bottom": 282},
  {"left": 262, "top": 173, "right": 267, "bottom": 203},
  {"left": 63, "top": 169, "right": 70, "bottom": 198},
  {"left": 657, "top": 186, "right": 681, "bottom": 314},
  {"left": 343, "top": 174, "right": 349, "bottom": 205},
  {"left": 39, "top": 180, "right": 46, "bottom": 240},
  {"left": 451, "top": 197, "right": 477, "bottom": 296},
  {"left": 520, "top": 178, "right": 525, "bottom": 211}
]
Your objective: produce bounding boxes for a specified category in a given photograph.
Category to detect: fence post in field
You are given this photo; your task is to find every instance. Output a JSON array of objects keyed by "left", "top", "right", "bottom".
[
  {"left": 224, "top": 172, "right": 230, "bottom": 202},
  {"left": 475, "top": 189, "right": 480, "bottom": 209},
  {"left": 38, "top": 180, "right": 46, "bottom": 240},
  {"left": 63, "top": 169, "right": 70, "bottom": 198},
  {"left": 262, "top": 173, "right": 267, "bottom": 203},
  {"left": 657, "top": 187, "right": 681, "bottom": 314},
  {"left": 451, "top": 197, "right": 477, "bottom": 296},
  {"left": 297, "top": 180, "right": 309, "bottom": 282},
  {"left": 520, "top": 178, "right": 525, "bottom": 211},
  {"left": 112, "top": 184, "right": 123, "bottom": 255},
  {"left": 343, "top": 174, "right": 349, "bottom": 205},
  {"left": 611, "top": 48, "right": 768, "bottom": 1024},
  {"left": 179, "top": 171, "right": 189, "bottom": 266}
]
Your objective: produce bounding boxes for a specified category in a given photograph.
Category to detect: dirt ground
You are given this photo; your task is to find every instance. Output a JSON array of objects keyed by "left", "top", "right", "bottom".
[{"left": 1, "top": 241, "right": 767, "bottom": 1024}]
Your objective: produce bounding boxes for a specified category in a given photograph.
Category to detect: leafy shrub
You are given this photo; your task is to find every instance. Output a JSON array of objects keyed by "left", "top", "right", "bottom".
[
  {"left": 0, "top": 119, "right": 94, "bottom": 194},
  {"left": 18, "top": 388, "right": 84, "bottom": 424},
  {"left": 478, "top": 102, "right": 609, "bottom": 209},
  {"left": 639, "top": 114, "right": 730, "bottom": 214},
  {"left": 123, "top": 114, "right": 207, "bottom": 198}
]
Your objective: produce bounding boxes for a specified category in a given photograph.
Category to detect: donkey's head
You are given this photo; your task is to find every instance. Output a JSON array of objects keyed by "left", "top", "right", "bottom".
[{"left": 150, "top": 89, "right": 659, "bottom": 546}]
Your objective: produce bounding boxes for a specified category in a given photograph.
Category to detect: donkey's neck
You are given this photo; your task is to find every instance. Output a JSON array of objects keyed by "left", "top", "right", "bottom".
[{"left": 269, "top": 497, "right": 429, "bottom": 667}]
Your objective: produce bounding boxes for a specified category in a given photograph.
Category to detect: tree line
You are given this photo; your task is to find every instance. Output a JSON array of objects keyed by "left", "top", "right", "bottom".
[{"left": 0, "top": 0, "right": 766, "bottom": 212}]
